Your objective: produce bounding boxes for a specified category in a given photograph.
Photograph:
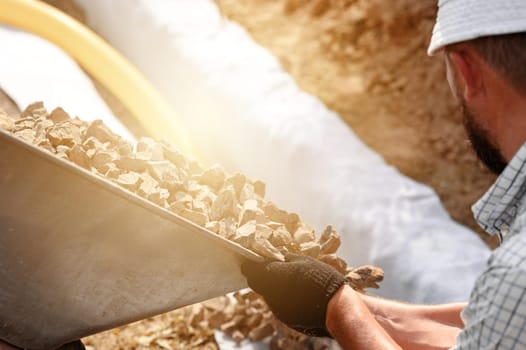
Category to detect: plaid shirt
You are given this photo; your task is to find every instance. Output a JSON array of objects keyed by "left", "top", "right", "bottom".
[{"left": 453, "top": 143, "right": 526, "bottom": 349}]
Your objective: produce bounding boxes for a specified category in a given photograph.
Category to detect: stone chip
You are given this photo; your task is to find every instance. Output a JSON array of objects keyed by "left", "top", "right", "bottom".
[{"left": 210, "top": 186, "right": 237, "bottom": 221}]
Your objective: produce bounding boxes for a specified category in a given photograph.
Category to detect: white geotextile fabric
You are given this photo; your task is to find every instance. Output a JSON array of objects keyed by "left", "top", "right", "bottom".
[
  {"left": 76, "top": 0, "right": 492, "bottom": 304},
  {"left": 0, "top": 26, "right": 134, "bottom": 142}
]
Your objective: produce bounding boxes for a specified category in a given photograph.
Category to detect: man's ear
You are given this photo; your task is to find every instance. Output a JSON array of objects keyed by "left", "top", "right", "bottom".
[{"left": 447, "top": 50, "right": 484, "bottom": 100}]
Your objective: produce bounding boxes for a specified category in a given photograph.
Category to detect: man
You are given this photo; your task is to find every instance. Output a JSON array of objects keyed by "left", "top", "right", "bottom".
[{"left": 242, "top": 0, "right": 526, "bottom": 348}]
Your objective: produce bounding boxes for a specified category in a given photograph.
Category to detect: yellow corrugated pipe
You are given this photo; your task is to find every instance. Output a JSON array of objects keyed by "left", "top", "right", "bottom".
[{"left": 0, "top": 0, "right": 197, "bottom": 158}]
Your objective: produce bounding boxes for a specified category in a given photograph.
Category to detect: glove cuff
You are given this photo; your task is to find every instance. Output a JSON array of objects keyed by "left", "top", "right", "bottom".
[
  {"left": 291, "top": 274, "right": 347, "bottom": 338},
  {"left": 325, "top": 274, "right": 347, "bottom": 301}
]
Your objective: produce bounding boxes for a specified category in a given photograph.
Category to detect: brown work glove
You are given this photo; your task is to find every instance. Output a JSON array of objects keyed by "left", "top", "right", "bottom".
[{"left": 241, "top": 253, "right": 347, "bottom": 337}]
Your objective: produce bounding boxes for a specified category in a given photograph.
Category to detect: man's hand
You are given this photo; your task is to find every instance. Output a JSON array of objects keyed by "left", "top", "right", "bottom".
[{"left": 241, "top": 253, "right": 347, "bottom": 337}]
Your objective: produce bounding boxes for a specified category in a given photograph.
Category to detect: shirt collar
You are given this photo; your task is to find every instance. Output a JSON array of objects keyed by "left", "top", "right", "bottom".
[{"left": 472, "top": 142, "right": 526, "bottom": 238}]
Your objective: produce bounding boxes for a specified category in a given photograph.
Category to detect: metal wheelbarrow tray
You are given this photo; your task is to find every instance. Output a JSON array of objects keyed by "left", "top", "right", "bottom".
[{"left": 0, "top": 129, "right": 262, "bottom": 349}]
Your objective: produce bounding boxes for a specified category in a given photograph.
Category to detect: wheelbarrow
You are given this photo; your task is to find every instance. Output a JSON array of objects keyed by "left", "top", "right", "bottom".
[{"left": 0, "top": 129, "right": 263, "bottom": 349}]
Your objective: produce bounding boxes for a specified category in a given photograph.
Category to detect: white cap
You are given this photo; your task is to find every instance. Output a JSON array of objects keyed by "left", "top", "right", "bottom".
[{"left": 428, "top": 0, "right": 526, "bottom": 55}]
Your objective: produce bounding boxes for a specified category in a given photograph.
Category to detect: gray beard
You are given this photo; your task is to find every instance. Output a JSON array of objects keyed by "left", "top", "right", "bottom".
[{"left": 461, "top": 101, "right": 507, "bottom": 175}]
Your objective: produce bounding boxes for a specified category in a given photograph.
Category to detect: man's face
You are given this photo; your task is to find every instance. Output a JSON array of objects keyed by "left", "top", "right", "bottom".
[{"left": 445, "top": 53, "right": 507, "bottom": 175}]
